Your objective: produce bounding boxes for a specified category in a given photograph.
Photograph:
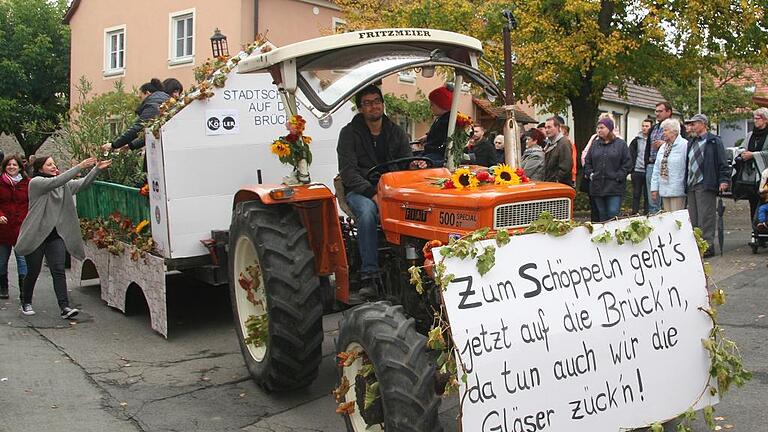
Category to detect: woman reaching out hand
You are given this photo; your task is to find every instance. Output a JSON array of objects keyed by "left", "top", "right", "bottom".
[{"left": 15, "top": 156, "right": 112, "bottom": 318}]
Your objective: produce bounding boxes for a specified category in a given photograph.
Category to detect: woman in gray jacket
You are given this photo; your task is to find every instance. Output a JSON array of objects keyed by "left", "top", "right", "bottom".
[{"left": 15, "top": 156, "right": 111, "bottom": 318}]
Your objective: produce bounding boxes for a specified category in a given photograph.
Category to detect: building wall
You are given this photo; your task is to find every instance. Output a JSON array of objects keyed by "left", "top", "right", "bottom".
[
  {"left": 67, "top": 0, "right": 487, "bottom": 143},
  {"left": 67, "top": 0, "right": 340, "bottom": 102},
  {"left": 257, "top": 0, "right": 342, "bottom": 46}
]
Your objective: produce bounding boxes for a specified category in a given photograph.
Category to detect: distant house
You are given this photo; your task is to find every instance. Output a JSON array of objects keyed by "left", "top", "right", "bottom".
[
  {"left": 63, "top": 0, "right": 514, "bottom": 141},
  {"left": 718, "top": 68, "right": 768, "bottom": 148},
  {"left": 534, "top": 83, "right": 671, "bottom": 145}
]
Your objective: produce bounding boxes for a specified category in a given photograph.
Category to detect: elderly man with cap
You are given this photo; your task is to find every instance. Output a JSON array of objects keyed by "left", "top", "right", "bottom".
[
  {"left": 684, "top": 113, "right": 730, "bottom": 258},
  {"left": 419, "top": 85, "right": 454, "bottom": 165}
]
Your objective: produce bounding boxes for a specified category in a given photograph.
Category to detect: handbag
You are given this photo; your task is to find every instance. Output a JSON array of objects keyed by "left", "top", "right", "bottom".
[{"left": 732, "top": 158, "right": 760, "bottom": 200}]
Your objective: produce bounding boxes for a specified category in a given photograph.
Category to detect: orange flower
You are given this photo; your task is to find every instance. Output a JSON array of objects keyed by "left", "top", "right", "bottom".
[
  {"left": 456, "top": 112, "right": 472, "bottom": 128},
  {"left": 139, "top": 184, "right": 150, "bottom": 197}
]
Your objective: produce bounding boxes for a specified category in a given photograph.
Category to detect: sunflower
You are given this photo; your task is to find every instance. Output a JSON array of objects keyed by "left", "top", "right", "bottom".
[
  {"left": 494, "top": 164, "right": 521, "bottom": 185},
  {"left": 451, "top": 168, "right": 479, "bottom": 190},
  {"left": 271, "top": 140, "right": 291, "bottom": 158}
]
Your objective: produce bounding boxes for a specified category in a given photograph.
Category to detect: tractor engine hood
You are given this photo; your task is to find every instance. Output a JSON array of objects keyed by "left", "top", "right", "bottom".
[{"left": 376, "top": 169, "right": 575, "bottom": 245}]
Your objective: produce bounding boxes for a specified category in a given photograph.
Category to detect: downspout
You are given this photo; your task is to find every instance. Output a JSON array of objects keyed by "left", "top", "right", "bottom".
[
  {"left": 254, "top": 0, "right": 259, "bottom": 40},
  {"left": 624, "top": 104, "right": 630, "bottom": 139}
]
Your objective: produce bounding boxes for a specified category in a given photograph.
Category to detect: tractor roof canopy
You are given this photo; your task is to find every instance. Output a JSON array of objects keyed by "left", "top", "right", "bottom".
[{"left": 237, "top": 28, "right": 501, "bottom": 117}]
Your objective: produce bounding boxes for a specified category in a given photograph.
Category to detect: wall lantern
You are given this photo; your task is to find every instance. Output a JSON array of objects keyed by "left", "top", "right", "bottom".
[{"left": 210, "top": 28, "right": 229, "bottom": 58}]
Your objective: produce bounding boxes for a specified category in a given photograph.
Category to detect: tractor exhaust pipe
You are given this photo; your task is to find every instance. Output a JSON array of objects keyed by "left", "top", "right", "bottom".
[{"left": 502, "top": 10, "right": 521, "bottom": 168}]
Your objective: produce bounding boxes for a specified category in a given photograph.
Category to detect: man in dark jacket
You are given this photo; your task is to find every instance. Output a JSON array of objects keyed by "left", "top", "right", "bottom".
[
  {"left": 338, "top": 85, "right": 414, "bottom": 299},
  {"left": 470, "top": 125, "right": 497, "bottom": 167},
  {"left": 684, "top": 114, "right": 730, "bottom": 258},
  {"left": 629, "top": 119, "right": 653, "bottom": 214},
  {"left": 542, "top": 117, "right": 573, "bottom": 186}
]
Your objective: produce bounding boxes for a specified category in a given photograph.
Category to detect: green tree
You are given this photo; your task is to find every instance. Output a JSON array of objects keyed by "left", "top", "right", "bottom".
[
  {"left": 658, "top": 63, "right": 759, "bottom": 125},
  {"left": 334, "top": 0, "right": 767, "bottom": 154},
  {"left": 52, "top": 77, "right": 145, "bottom": 186},
  {"left": 0, "top": 0, "right": 70, "bottom": 157}
]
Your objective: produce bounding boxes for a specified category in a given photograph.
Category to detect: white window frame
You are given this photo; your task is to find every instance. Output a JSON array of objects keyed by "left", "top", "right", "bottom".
[
  {"left": 103, "top": 25, "right": 126, "bottom": 78},
  {"left": 398, "top": 69, "right": 417, "bottom": 84},
  {"left": 168, "top": 8, "right": 195, "bottom": 66},
  {"left": 332, "top": 17, "right": 347, "bottom": 34}
]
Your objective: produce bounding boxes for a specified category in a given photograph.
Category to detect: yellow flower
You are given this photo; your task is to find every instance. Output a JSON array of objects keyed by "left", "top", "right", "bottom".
[
  {"left": 494, "top": 164, "right": 521, "bottom": 185},
  {"left": 271, "top": 140, "right": 291, "bottom": 158},
  {"left": 135, "top": 220, "right": 150, "bottom": 234},
  {"left": 451, "top": 168, "right": 479, "bottom": 190},
  {"left": 302, "top": 135, "right": 312, "bottom": 145}
]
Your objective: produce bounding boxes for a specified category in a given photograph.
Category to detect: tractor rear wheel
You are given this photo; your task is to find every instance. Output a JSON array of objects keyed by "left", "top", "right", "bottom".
[
  {"left": 336, "top": 301, "right": 442, "bottom": 432},
  {"left": 229, "top": 200, "right": 323, "bottom": 391}
]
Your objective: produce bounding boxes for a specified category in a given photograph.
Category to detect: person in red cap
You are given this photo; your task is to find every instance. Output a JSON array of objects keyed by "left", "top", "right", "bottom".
[{"left": 419, "top": 86, "right": 453, "bottom": 165}]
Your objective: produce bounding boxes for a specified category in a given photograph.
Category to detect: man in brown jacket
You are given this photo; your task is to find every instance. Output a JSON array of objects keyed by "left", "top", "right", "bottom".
[{"left": 542, "top": 117, "right": 574, "bottom": 186}]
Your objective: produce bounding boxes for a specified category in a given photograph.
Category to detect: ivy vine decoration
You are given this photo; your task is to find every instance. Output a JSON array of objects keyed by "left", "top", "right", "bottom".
[
  {"left": 146, "top": 35, "right": 272, "bottom": 137},
  {"left": 243, "top": 315, "right": 268, "bottom": 347}
]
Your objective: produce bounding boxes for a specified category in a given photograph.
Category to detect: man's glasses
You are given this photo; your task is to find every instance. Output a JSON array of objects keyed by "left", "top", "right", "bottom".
[{"left": 361, "top": 98, "right": 383, "bottom": 107}]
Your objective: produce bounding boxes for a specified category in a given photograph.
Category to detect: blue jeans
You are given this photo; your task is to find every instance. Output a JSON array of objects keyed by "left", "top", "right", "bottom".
[
  {"left": 593, "top": 195, "right": 622, "bottom": 222},
  {"left": 0, "top": 244, "right": 27, "bottom": 277},
  {"left": 645, "top": 167, "right": 661, "bottom": 213},
  {"left": 345, "top": 191, "right": 380, "bottom": 275}
]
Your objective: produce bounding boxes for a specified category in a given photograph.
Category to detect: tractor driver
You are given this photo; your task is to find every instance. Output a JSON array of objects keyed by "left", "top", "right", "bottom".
[{"left": 337, "top": 84, "right": 425, "bottom": 300}]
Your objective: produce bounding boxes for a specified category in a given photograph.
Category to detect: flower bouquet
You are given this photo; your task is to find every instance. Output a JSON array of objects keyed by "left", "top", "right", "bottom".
[
  {"left": 447, "top": 112, "right": 473, "bottom": 169},
  {"left": 271, "top": 115, "right": 313, "bottom": 184},
  {"left": 429, "top": 164, "right": 529, "bottom": 190}
]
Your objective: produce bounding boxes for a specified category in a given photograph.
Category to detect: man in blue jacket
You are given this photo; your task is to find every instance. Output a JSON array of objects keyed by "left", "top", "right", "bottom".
[{"left": 684, "top": 114, "right": 730, "bottom": 258}]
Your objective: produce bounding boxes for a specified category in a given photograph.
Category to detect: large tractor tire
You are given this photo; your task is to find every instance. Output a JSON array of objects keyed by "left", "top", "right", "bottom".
[
  {"left": 336, "top": 302, "right": 442, "bottom": 432},
  {"left": 229, "top": 200, "right": 323, "bottom": 391}
]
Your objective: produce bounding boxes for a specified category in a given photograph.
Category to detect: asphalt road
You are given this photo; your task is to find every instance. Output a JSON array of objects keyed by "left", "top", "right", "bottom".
[{"left": 0, "top": 200, "right": 766, "bottom": 432}]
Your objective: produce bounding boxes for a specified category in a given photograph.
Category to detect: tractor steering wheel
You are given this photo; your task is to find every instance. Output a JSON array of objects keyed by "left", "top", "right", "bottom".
[{"left": 365, "top": 156, "right": 435, "bottom": 183}]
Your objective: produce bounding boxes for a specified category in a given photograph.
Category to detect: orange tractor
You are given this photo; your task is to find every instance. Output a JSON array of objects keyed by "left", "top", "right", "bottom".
[{"left": 228, "top": 26, "right": 574, "bottom": 431}]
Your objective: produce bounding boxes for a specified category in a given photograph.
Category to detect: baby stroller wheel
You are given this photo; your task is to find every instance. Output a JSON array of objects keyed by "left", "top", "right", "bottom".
[{"left": 751, "top": 243, "right": 759, "bottom": 254}]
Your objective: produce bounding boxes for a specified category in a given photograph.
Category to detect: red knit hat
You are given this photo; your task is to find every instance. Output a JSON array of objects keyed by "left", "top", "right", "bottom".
[{"left": 428, "top": 86, "right": 453, "bottom": 111}]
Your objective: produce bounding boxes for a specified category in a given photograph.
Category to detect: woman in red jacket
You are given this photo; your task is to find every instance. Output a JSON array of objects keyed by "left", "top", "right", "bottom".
[{"left": 0, "top": 155, "right": 29, "bottom": 300}]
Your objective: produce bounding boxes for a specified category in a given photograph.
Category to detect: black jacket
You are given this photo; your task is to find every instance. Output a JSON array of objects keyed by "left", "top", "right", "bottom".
[
  {"left": 111, "top": 91, "right": 169, "bottom": 150},
  {"left": 628, "top": 135, "right": 646, "bottom": 172},
  {"left": 338, "top": 113, "right": 411, "bottom": 198},
  {"left": 424, "top": 112, "right": 449, "bottom": 157},
  {"left": 584, "top": 137, "right": 633, "bottom": 196},
  {"left": 473, "top": 137, "right": 497, "bottom": 167},
  {"left": 684, "top": 132, "right": 730, "bottom": 193}
]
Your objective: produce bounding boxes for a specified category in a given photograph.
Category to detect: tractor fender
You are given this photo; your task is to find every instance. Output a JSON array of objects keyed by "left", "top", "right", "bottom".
[
  {"left": 232, "top": 183, "right": 351, "bottom": 304},
  {"left": 233, "top": 183, "right": 336, "bottom": 207}
]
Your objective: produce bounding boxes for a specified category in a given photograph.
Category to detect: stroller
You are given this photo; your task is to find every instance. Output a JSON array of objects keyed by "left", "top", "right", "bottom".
[{"left": 748, "top": 167, "right": 768, "bottom": 254}]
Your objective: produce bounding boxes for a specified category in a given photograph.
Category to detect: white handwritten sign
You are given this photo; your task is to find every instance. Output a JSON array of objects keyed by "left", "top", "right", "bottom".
[{"left": 437, "top": 211, "right": 717, "bottom": 432}]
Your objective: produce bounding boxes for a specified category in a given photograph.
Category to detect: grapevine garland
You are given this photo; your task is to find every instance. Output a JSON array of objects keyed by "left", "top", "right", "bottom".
[{"left": 145, "top": 35, "right": 273, "bottom": 137}]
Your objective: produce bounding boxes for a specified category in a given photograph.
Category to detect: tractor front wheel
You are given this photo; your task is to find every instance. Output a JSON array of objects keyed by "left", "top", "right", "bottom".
[
  {"left": 229, "top": 200, "right": 323, "bottom": 391},
  {"left": 336, "top": 302, "right": 442, "bottom": 432}
]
